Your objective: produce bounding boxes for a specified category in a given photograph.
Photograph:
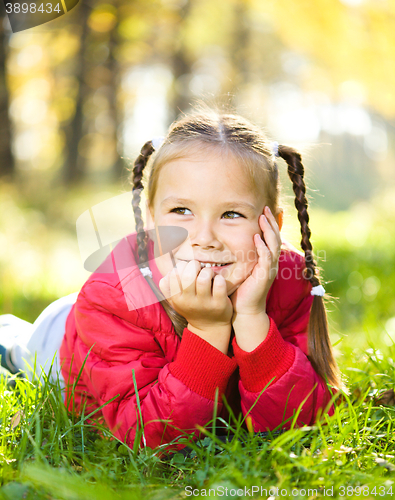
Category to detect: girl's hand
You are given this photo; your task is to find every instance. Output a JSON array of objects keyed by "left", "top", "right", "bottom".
[
  {"left": 159, "top": 260, "right": 233, "bottom": 353},
  {"left": 230, "top": 206, "right": 282, "bottom": 318}
]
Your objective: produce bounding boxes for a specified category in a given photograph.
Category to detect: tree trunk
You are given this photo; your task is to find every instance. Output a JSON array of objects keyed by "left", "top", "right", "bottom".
[
  {"left": 228, "top": 0, "right": 250, "bottom": 96},
  {"left": 107, "top": 10, "right": 124, "bottom": 181},
  {"left": 169, "top": 0, "right": 192, "bottom": 119},
  {"left": 62, "top": 2, "right": 91, "bottom": 184},
  {"left": 0, "top": 19, "right": 14, "bottom": 179}
]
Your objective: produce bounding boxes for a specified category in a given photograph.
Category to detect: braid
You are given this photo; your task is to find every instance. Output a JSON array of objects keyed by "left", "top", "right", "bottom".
[
  {"left": 132, "top": 140, "right": 154, "bottom": 266},
  {"left": 131, "top": 140, "right": 188, "bottom": 338},
  {"left": 279, "top": 146, "right": 319, "bottom": 285},
  {"left": 278, "top": 145, "right": 342, "bottom": 389}
]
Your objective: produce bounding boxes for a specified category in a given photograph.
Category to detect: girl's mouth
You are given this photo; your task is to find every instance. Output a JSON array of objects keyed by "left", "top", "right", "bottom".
[
  {"left": 199, "top": 262, "right": 231, "bottom": 269},
  {"left": 177, "top": 260, "right": 233, "bottom": 271}
]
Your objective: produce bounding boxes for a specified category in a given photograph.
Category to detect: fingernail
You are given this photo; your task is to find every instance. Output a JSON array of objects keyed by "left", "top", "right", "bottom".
[{"left": 267, "top": 206, "right": 272, "bottom": 215}]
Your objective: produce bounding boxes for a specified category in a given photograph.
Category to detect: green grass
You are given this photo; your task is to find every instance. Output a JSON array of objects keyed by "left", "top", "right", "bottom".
[
  {"left": 1, "top": 181, "right": 395, "bottom": 498},
  {"left": 0, "top": 334, "right": 395, "bottom": 499}
]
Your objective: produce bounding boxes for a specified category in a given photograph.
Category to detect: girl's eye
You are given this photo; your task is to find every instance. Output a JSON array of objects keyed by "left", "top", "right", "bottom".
[
  {"left": 222, "top": 211, "right": 244, "bottom": 219},
  {"left": 170, "top": 208, "right": 244, "bottom": 218},
  {"left": 170, "top": 207, "right": 192, "bottom": 215}
]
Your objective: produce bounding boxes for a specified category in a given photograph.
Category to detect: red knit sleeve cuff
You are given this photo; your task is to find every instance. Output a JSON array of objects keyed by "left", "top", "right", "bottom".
[
  {"left": 169, "top": 328, "right": 237, "bottom": 401},
  {"left": 232, "top": 316, "right": 295, "bottom": 393}
]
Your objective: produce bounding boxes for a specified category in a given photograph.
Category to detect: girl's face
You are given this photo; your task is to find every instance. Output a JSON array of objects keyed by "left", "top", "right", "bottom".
[{"left": 149, "top": 148, "right": 281, "bottom": 296}]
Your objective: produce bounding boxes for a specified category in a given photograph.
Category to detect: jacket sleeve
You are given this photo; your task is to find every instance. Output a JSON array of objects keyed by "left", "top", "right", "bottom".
[
  {"left": 232, "top": 288, "right": 336, "bottom": 432},
  {"left": 67, "top": 281, "right": 237, "bottom": 450}
]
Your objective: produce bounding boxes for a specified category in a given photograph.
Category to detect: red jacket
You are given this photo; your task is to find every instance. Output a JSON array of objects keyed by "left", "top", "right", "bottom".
[{"left": 60, "top": 233, "right": 334, "bottom": 449}]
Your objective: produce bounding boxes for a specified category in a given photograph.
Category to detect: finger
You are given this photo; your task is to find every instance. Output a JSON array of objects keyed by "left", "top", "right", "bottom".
[
  {"left": 254, "top": 233, "right": 272, "bottom": 264},
  {"left": 212, "top": 274, "right": 227, "bottom": 299},
  {"left": 264, "top": 207, "right": 282, "bottom": 244},
  {"left": 159, "top": 274, "right": 171, "bottom": 298},
  {"left": 259, "top": 214, "right": 281, "bottom": 258},
  {"left": 254, "top": 234, "right": 279, "bottom": 281},
  {"left": 180, "top": 260, "right": 200, "bottom": 293},
  {"left": 169, "top": 261, "right": 186, "bottom": 297},
  {"left": 195, "top": 266, "right": 214, "bottom": 298}
]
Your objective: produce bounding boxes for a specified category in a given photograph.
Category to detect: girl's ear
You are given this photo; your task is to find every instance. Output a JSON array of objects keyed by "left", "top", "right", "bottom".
[{"left": 277, "top": 208, "right": 284, "bottom": 232}]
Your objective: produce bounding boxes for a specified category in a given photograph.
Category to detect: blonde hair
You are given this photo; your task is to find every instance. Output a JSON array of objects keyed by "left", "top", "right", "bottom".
[{"left": 130, "top": 110, "right": 341, "bottom": 389}]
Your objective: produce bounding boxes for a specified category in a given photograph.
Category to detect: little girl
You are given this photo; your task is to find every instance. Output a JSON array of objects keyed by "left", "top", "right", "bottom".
[{"left": 0, "top": 110, "right": 341, "bottom": 450}]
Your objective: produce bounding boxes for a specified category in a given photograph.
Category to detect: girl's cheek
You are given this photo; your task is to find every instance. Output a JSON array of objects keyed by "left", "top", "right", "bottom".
[
  {"left": 246, "top": 247, "right": 258, "bottom": 264},
  {"left": 231, "top": 267, "right": 245, "bottom": 282}
]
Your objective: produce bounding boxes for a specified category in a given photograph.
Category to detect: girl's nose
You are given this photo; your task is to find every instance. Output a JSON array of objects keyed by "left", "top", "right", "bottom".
[{"left": 190, "top": 221, "right": 222, "bottom": 249}]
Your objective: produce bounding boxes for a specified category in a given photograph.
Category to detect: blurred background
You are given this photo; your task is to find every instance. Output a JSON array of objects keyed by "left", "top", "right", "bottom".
[{"left": 0, "top": 0, "right": 394, "bottom": 355}]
